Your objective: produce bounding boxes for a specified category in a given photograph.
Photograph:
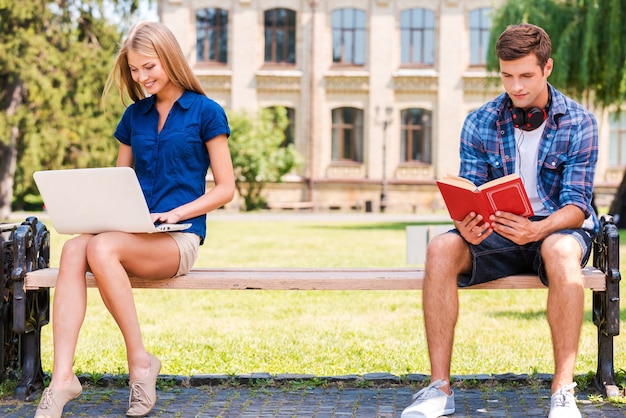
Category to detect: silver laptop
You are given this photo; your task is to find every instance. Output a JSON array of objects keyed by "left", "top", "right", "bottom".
[{"left": 33, "top": 167, "right": 191, "bottom": 234}]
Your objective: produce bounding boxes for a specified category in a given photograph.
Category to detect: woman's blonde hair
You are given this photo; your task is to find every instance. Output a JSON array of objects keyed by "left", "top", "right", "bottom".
[{"left": 104, "top": 21, "right": 205, "bottom": 105}]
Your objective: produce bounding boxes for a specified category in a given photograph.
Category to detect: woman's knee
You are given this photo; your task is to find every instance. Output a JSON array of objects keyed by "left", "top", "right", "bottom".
[
  {"left": 56, "top": 235, "right": 94, "bottom": 284},
  {"left": 60, "top": 235, "right": 92, "bottom": 265},
  {"left": 85, "top": 232, "right": 124, "bottom": 269}
]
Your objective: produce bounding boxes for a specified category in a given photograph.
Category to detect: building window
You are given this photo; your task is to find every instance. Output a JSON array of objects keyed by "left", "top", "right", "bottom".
[
  {"left": 400, "top": 8, "right": 435, "bottom": 66},
  {"left": 332, "top": 107, "right": 363, "bottom": 162},
  {"left": 331, "top": 8, "right": 366, "bottom": 66},
  {"left": 196, "top": 8, "right": 228, "bottom": 64},
  {"left": 401, "top": 108, "right": 432, "bottom": 163},
  {"left": 609, "top": 112, "right": 626, "bottom": 166},
  {"left": 264, "top": 8, "right": 296, "bottom": 64},
  {"left": 469, "top": 8, "right": 491, "bottom": 67}
]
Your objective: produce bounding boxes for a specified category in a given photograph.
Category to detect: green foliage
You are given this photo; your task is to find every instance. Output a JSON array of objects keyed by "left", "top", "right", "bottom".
[
  {"left": 488, "top": 0, "right": 626, "bottom": 109},
  {"left": 0, "top": 1, "right": 139, "bottom": 215},
  {"left": 227, "top": 106, "right": 304, "bottom": 211}
]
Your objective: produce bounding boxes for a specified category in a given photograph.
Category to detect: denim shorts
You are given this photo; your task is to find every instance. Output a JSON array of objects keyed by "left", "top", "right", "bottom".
[{"left": 449, "top": 222, "right": 596, "bottom": 287}]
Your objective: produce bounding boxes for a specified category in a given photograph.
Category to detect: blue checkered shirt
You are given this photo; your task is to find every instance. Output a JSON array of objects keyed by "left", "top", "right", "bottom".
[{"left": 458, "top": 84, "right": 599, "bottom": 232}]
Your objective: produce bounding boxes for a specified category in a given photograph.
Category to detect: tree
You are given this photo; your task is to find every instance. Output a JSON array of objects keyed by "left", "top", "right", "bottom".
[
  {"left": 0, "top": 0, "right": 140, "bottom": 219},
  {"left": 228, "top": 106, "right": 303, "bottom": 211},
  {"left": 488, "top": 0, "right": 626, "bottom": 225},
  {"left": 488, "top": 0, "right": 626, "bottom": 109}
]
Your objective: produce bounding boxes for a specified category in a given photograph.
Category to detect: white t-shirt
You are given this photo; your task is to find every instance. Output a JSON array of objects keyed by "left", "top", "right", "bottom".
[{"left": 514, "top": 122, "right": 550, "bottom": 216}]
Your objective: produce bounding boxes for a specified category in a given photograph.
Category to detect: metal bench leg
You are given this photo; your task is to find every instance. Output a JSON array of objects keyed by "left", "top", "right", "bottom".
[
  {"left": 15, "top": 325, "right": 45, "bottom": 401},
  {"left": 10, "top": 218, "right": 50, "bottom": 400},
  {"left": 592, "top": 216, "right": 621, "bottom": 398},
  {"left": 593, "top": 290, "right": 619, "bottom": 398}
]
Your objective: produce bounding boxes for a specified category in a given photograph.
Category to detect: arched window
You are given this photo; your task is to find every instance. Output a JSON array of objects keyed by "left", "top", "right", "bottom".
[
  {"left": 196, "top": 8, "right": 229, "bottom": 63},
  {"left": 264, "top": 8, "right": 296, "bottom": 64},
  {"left": 401, "top": 108, "right": 432, "bottom": 163},
  {"left": 331, "top": 107, "right": 364, "bottom": 162},
  {"left": 331, "top": 8, "right": 366, "bottom": 66},
  {"left": 400, "top": 8, "right": 435, "bottom": 66}
]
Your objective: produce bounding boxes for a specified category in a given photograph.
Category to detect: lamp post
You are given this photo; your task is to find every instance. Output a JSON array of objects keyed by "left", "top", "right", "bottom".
[{"left": 377, "top": 106, "right": 393, "bottom": 212}]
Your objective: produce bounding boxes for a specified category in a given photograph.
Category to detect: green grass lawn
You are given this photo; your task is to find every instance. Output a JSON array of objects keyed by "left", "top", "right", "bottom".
[{"left": 24, "top": 214, "right": 626, "bottom": 381}]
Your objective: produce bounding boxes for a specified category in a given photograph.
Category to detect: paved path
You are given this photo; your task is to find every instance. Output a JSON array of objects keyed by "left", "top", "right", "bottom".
[{"left": 1, "top": 379, "right": 624, "bottom": 417}]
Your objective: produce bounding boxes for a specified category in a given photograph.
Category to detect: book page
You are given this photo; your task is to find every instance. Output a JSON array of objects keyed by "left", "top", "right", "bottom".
[
  {"left": 477, "top": 173, "right": 520, "bottom": 190},
  {"left": 437, "top": 174, "right": 477, "bottom": 191}
]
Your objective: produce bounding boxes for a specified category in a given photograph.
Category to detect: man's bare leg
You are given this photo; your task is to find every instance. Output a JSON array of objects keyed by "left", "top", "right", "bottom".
[
  {"left": 422, "top": 233, "right": 472, "bottom": 395},
  {"left": 542, "top": 234, "right": 584, "bottom": 394}
]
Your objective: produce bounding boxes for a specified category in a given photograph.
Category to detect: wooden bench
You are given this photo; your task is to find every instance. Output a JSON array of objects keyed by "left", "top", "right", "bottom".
[
  {"left": 1, "top": 216, "right": 621, "bottom": 401},
  {"left": 23, "top": 266, "right": 608, "bottom": 291}
]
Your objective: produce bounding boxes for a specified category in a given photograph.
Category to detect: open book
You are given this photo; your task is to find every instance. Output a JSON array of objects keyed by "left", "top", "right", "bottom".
[{"left": 436, "top": 173, "right": 534, "bottom": 222}]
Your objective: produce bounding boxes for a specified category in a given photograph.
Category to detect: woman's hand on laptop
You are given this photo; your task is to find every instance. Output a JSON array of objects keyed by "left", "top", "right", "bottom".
[{"left": 151, "top": 211, "right": 183, "bottom": 225}]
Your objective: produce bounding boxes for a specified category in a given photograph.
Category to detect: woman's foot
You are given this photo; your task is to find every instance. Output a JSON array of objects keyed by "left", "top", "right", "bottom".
[
  {"left": 126, "top": 353, "right": 161, "bottom": 417},
  {"left": 34, "top": 375, "right": 82, "bottom": 418}
]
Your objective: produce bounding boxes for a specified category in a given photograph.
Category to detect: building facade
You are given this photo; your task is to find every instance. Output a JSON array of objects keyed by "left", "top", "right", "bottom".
[{"left": 159, "top": 0, "right": 622, "bottom": 212}]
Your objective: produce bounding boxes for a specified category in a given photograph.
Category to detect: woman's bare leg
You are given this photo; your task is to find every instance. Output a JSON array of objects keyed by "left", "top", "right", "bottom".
[
  {"left": 48, "top": 234, "right": 92, "bottom": 390},
  {"left": 85, "top": 232, "right": 179, "bottom": 380}
]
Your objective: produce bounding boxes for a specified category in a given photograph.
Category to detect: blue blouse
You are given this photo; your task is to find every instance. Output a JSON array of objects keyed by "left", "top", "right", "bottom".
[{"left": 114, "top": 90, "right": 230, "bottom": 243}]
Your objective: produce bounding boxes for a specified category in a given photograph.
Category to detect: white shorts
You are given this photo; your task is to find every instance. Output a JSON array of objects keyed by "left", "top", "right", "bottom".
[{"left": 166, "top": 232, "right": 200, "bottom": 277}]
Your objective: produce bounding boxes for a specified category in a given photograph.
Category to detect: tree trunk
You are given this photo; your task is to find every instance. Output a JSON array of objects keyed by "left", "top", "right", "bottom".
[
  {"left": 0, "top": 80, "right": 23, "bottom": 220},
  {"left": 0, "top": 134, "right": 17, "bottom": 220}
]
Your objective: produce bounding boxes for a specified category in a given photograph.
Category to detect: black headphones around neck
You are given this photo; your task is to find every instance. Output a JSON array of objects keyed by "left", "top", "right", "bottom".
[
  {"left": 509, "top": 92, "right": 551, "bottom": 131},
  {"left": 510, "top": 106, "right": 547, "bottom": 131}
]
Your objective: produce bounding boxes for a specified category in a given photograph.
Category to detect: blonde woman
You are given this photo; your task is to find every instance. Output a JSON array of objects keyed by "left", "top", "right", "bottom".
[{"left": 35, "top": 21, "right": 235, "bottom": 418}]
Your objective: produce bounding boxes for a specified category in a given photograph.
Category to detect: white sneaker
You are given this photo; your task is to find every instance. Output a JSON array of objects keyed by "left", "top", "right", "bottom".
[
  {"left": 401, "top": 380, "right": 455, "bottom": 418},
  {"left": 548, "top": 382, "right": 582, "bottom": 418}
]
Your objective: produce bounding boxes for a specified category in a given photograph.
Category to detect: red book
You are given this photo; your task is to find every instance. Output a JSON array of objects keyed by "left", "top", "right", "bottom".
[{"left": 436, "top": 173, "right": 534, "bottom": 222}]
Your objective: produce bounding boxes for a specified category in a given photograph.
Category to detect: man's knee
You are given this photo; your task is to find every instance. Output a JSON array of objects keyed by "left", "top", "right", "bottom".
[
  {"left": 425, "top": 232, "right": 471, "bottom": 273},
  {"left": 541, "top": 234, "right": 582, "bottom": 262},
  {"left": 427, "top": 232, "right": 466, "bottom": 254},
  {"left": 541, "top": 234, "right": 584, "bottom": 286}
]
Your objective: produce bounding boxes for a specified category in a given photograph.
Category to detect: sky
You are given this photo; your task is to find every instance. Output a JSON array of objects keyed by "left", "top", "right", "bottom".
[
  {"left": 104, "top": 0, "right": 159, "bottom": 25},
  {"left": 134, "top": 0, "right": 158, "bottom": 22}
]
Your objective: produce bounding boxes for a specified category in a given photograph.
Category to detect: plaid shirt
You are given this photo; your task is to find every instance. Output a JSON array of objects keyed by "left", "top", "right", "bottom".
[{"left": 459, "top": 84, "right": 599, "bottom": 232}]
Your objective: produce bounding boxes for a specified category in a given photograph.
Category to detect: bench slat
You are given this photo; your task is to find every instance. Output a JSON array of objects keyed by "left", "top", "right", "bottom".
[{"left": 24, "top": 266, "right": 606, "bottom": 291}]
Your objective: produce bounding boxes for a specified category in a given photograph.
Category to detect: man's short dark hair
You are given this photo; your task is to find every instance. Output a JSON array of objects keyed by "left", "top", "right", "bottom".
[{"left": 496, "top": 23, "right": 552, "bottom": 69}]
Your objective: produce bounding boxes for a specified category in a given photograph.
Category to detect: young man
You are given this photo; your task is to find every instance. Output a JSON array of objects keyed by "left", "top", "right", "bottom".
[{"left": 401, "top": 23, "right": 598, "bottom": 418}]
